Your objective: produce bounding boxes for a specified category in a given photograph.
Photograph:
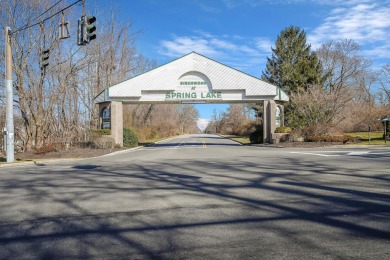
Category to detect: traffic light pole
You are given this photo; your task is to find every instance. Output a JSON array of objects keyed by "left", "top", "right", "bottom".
[{"left": 5, "top": 27, "right": 14, "bottom": 162}]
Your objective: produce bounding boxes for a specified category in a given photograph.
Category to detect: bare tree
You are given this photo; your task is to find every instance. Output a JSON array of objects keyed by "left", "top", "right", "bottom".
[
  {"left": 123, "top": 104, "right": 199, "bottom": 141},
  {"left": 317, "top": 39, "right": 372, "bottom": 93},
  {"left": 210, "top": 104, "right": 256, "bottom": 135},
  {"left": 312, "top": 39, "right": 381, "bottom": 131},
  {"left": 178, "top": 104, "right": 199, "bottom": 134},
  {"left": 0, "top": 0, "right": 70, "bottom": 150},
  {"left": 379, "top": 64, "right": 390, "bottom": 104},
  {"left": 0, "top": 0, "right": 157, "bottom": 151},
  {"left": 290, "top": 84, "right": 350, "bottom": 126}
]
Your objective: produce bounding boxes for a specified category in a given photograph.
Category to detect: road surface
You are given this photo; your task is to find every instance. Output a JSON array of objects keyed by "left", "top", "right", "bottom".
[{"left": 0, "top": 134, "right": 389, "bottom": 259}]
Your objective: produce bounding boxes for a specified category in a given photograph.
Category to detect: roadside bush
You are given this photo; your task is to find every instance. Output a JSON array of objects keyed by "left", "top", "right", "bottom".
[
  {"left": 91, "top": 137, "right": 115, "bottom": 149},
  {"left": 301, "top": 124, "right": 355, "bottom": 143},
  {"left": 302, "top": 124, "right": 344, "bottom": 137},
  {"left": 306, "top": 135, "right": 353, "bottom": 143},
  {"left": 34, "top": 144, "right": 55, "bottom": 155},
  {"left": 249, "top": 125, "right": 263, "bottom": 144},
  {"left": 275, "top": 126, "right": 292, "bottom": 133},
  {"left": 123, "top": 128, "right": 139, "bottom": 147},
  {"left": 92, "top": 129, "right": 111, "bottom": 136},
  {"left": 272, "top": 133, "right": 289, "bottom": 143},
  {"left": 52, "top": 143, "right": 68, "bottom": 152},
  {"left": 288, "top": 128, "right": 304, "bottom": 142}
]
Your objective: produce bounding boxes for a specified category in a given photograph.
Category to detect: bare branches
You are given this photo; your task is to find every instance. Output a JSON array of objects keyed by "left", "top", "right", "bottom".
[
  {"left": 317, "top": 39, "right": 372, "bottom": 94},
  {"left": 0, "top": 0, "right": 159, "bottom": 151},
  {"left": 378, "top": 64, "right": 390, "bottom": 104}
]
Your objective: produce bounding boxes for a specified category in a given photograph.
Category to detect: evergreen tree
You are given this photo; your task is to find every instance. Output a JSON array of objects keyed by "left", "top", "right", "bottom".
[{"left": 262, "top": 26, "right": 324, "bottom": 94}]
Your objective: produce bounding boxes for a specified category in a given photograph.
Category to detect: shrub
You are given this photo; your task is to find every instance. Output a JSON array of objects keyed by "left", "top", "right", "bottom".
[
  {"left": 275, "top": 126, "right": 292, "bottom": 133},
  {"left": 288, "top": 128, "right": 304, "bottom": 142},
  {"left": 91, "top": 137, "right": 115, "bottom": 149},
  {"left": 301, "top": 124, "right": 354, "bottom": 143},
  {"left": 249, "top": 125, "right": 263, "bottom": 144},
  {"left": 34, "top": 144, "right": 55, "bottom": 155},
  {"left": 306, "top": 135, "right": 353, "bottom": 143},
  {"left": 303, "top": 124, "right": 344, "bottom": 137},
  {"left": 123, "top": 128, "right": 139, "bottom": 147},
  {"left": 92, "top": 129, "right": 111, "bottom": 136},
  {"left": 53, "top": 143, "right": 68, "bottom": 152}
]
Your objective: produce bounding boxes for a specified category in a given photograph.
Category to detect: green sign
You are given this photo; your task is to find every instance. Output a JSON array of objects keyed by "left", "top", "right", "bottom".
[{"left": 166, "top": 91, "right": 222, "bottom": 99}]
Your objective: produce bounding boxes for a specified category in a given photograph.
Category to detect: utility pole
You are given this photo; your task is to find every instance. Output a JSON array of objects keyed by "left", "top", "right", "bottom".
[{"left": 5, "top": 27, "right": 14, "bottom": 162}]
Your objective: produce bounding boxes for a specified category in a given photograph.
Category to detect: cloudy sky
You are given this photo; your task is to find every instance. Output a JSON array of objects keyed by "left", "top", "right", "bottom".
[{"left": 99, "top": 0, "right": 390, "bottom": 130}]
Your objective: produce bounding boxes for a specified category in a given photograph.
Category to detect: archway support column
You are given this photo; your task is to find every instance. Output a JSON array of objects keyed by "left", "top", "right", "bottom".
[
  {"left": 98, "top": 101, "right": 123, "bottom": 146},
  {"left": 263, "top": 100, "right": 276, "bottom": 144},
  {"left": 110, "top": 101, "right": 123, "bottom": 146}
]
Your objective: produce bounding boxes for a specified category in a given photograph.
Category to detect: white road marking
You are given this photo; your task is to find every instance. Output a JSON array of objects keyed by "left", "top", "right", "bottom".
[
  {"left": 144, "top": 147, "right": 205, "bottom": 151},
  {"left": 347, "top": 151, "right": 369, "bottom": 156},
  {"left": 175, "top": 140, "right": 186, "bottom": 148},
  {"left": 289, "top": 152, "right": 341, "bottom": 157},
  {"left": 290, "top": 150, "right": 389, "bottom": 157}
]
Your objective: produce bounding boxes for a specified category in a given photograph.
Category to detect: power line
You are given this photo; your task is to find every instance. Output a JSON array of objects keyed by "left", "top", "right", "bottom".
[
  {"left": 11, "top": 0, "right": 83, "bottom": 35},
  {"left": 34, "top": 0, "right": 65, "bottom": 24}
]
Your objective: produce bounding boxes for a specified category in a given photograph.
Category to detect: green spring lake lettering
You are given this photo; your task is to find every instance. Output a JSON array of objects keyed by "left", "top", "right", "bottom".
[{"left": 166, "top": 92, "right": 222, "bottom": 99}]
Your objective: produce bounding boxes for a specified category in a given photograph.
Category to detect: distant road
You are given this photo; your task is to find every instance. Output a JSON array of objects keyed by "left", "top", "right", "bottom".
[{"left": 1, "top": 134, "right": 389, "bottom": 259}]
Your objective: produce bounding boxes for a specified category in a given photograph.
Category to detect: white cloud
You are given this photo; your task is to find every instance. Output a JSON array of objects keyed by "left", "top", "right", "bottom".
[
  {"left": 224, "top": 0, "right": 376, "bottom": 7},
  {"left": 308, "top": 2, "right": 390, "bottom": 58},
  {"left": 158, "top": 32, "right": 273, "bottom": 76},
  {"left": 197, "top": 3, "right": 221, "bottom": 13},
  {"left": 362, "top": 43, "right": 390, "bottom": 59},
  {"left": 159, "top": 36, "right": 221, "bottom": 58},
  {"left": 210, "top": 38, "right": 238, "bottom": 50},
  {"left": 197, "top": 118, "right": 210, "bottom": 131},
  {"left": 222, "top": 0, "right": 237, "bottom": 9},
  {"left": 255, "top": 38, "right": 273, "bottom": 52}
]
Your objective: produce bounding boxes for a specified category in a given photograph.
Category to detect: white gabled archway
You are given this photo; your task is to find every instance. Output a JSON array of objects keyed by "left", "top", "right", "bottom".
[{"left": 94, "top": 52, "right": 289, "bottom": 145}]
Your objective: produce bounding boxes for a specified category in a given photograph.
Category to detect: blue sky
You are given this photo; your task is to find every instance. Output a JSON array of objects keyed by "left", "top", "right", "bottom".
[{"left": 96, "top": 0, "right": 390, "bottom": 129}]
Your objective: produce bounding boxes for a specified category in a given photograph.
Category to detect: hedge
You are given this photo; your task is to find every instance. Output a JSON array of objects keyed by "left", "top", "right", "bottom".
[
  {"left": 275, "top": 126, "right": 292, "bottom": 133},
  {"left": 92, "top": 129, "right": 111, "bottom": 135},
  {"left": 123, "top": 128, "right": 139, "bottom": 147},
  {"left": 306, "top": 135, "right": 353, "bottom": 143}
]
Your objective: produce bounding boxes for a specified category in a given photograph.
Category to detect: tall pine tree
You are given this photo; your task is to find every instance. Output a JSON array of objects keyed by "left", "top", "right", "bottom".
[{"left": 262, "top": 26, "right": 324, "bottom": 94}]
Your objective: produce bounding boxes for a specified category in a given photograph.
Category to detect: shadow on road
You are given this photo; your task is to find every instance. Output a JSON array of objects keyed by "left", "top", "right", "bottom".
[
  {"left": 147, "top": 141, "right": 241, "bottom": 148},
  {"left": 0, "top": 156, "right": 389, "bottom": 259}
]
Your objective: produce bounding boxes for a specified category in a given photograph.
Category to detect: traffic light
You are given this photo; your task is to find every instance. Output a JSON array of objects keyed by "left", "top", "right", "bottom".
[
  {"left": 77, "top": 16, "right": 85, "bottom": 45},
  {"left": 77, "top": 15, "right": 96, "bottom": 45},
  {"left": 84, "top": 15, "right": 96, "bottom": 43},
  {"left": 40, "top": 48, "right": 50, "bottom": 69}
]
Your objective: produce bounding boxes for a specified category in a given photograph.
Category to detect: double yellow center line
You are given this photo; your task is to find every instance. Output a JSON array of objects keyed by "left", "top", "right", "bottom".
[{"left": 202, "top": 140, "right": 207, "bottom": 148}]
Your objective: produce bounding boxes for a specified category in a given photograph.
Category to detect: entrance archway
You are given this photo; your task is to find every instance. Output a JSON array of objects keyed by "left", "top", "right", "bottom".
[{"left": 94, "top": 52, "right": 289, "bottom": 145}]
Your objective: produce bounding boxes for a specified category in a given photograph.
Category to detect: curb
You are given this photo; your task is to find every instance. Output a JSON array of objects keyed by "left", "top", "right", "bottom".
[
  {"left": 98, "top": 146, "right": 142, "bottom": 157},
  {"left": 0, "top": 157, "right": 85, "bottom": 168},
  {"left": 0, "top": 136, "right": 181, "bottom": 168},
  {"left": 0, "top": 146, "right": 143, "bottom": 168}
]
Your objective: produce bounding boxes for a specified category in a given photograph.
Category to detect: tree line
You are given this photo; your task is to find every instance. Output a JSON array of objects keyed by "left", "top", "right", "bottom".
[
  {"left": 1, "top": 1, "right": 389, "bottom": 152},
  {"left": 208, "top": 26, "right": 390, "bottom": 136},
  {"left": 0, "top": 0, "right": 199, "bottom": 152}
]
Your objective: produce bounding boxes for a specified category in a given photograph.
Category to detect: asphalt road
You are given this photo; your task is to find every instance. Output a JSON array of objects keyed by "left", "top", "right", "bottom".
[{"left": 0, "top": 134, "right": 389, "bottom": 259}]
